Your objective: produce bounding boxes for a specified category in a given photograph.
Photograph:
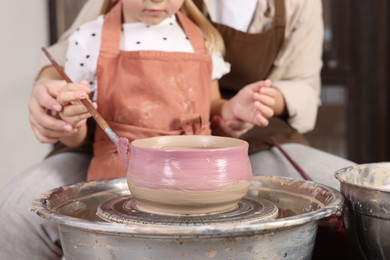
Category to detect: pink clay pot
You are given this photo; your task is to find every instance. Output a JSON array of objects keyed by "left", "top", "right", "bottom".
[{"left": 127, "top": 135, "right": 252, "bottom": 215}]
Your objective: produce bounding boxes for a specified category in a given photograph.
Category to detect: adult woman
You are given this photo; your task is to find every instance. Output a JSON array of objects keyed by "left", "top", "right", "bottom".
[{"left": 0, "top": 0, "right": 355, "bottom": 258}]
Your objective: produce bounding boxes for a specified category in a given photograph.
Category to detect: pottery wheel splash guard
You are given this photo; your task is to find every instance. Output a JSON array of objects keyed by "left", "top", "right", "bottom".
[{"left": 31, "top": 176, "right": 343, "bottom": 260}]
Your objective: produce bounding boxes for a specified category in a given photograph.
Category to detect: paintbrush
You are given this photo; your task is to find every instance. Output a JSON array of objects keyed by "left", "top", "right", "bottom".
[{"left": 42, "top": 47, "right": 129, "bottom": 167}]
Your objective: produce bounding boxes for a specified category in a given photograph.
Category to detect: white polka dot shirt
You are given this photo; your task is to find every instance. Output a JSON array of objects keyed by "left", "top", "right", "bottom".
[{"left": 64, "top": 15, "right": 230, "bottom": 100}]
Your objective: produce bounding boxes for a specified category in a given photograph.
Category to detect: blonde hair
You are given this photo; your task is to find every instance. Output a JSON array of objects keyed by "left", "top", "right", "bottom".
[{"left": 100, "top": 0, "right": 224, "bottom": 54}]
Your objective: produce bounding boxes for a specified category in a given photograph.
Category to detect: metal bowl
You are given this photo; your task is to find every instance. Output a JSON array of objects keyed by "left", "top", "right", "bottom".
[
  {"left": 31, "top": 176, "right": 343, "bottom": 259},
  {"left": 335, "top": 162, "right": 390, "bottom": 259}
]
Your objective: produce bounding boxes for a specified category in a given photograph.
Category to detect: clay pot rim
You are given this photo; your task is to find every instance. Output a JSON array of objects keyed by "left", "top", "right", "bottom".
[{"left": 131, "top": 135, "right": 248, "bottom": 152}]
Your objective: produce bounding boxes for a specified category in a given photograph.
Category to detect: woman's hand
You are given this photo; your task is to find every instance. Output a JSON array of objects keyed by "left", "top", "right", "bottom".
[{"left": 29, "top": 76, "right": 77, "bottom": 143}]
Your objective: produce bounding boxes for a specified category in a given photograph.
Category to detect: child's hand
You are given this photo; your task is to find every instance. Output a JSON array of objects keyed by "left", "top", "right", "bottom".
[
  {"left": 211, "top": 115, "right": 254, "bottom": 138},
  {"left": 56, "top": 81, "right": 96, "bottom": 128},
  {"left": 223, "top": 80, "right": 276, "bottom": 127}
]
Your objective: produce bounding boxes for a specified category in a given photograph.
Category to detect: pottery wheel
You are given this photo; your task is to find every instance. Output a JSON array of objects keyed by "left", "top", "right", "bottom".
[{"left": 97, "top": 195, "right": 278, "bottom": 225}]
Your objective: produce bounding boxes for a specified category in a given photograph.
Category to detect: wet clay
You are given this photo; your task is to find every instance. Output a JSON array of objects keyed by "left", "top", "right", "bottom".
[
  {"left": 127, "top": 136, "right": 252, "bottom": 215},
  {"left": 127, "top": 180, "right": 251, "bottom": 215}
]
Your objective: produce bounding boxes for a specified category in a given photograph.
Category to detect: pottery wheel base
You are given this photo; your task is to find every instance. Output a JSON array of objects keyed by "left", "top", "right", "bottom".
[{"left": 97, "top": 195, "right": 278, "bottom": 226}]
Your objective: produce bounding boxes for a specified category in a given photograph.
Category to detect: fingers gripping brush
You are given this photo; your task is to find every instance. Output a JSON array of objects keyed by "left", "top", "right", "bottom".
[{"left": 42, "top": 47, "right": 130, "bottom": 168}]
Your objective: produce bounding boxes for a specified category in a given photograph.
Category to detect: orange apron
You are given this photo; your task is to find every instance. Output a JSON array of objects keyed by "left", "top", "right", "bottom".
[
  {"left": 87, "top": 2, "right": 212, "bottom": 180},
  {"left": 194, "top": 0, "right": 309, "bottom": 153}
]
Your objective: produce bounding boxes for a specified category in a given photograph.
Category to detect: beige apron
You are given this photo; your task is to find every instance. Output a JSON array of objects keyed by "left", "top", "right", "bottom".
[
  {"left": 87, "top": 2, "right": 212, "bottom": 180},
  {"left": 194, "top": 0, "right": 308, "bottom": 153}
]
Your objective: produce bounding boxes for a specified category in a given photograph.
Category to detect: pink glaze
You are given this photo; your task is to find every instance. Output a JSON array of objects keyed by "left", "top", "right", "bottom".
[{"left": 127, "top": 136, "right": 252, "bottom": 191}]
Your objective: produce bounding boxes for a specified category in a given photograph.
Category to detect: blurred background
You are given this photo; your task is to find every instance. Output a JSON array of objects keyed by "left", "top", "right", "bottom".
[
  {"left": 0, "top": 1, "right": 50, "bottom": 188},
  {"left": 1, "top": 0, "right": 389, "bottom": 188}
]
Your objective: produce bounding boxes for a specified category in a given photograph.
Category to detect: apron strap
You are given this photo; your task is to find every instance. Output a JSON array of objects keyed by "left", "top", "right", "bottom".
[
  {"left": 100, "top": 1, "right": 122, "bottom": 55},
  {"left": 176, "top": 12, "right": 209, "bottom": 54},
  {"left": 272, "top": 0, "right": 286, "bottom": 55},
  {"left": 274, "top": 0, "right": 286, "bottom": 28}
]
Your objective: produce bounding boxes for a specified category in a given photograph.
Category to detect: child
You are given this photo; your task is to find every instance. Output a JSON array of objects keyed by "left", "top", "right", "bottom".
[{"left": 57, "top": 0, "right": 277, "bottom": 180}]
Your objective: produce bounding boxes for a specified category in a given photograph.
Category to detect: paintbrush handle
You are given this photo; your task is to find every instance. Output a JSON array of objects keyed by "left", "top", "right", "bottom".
[
  {"left": 41, "top": 47, "right": 72, "bottom": 83},
  {"left": 79, "top": 99, "right": 111, "bottom": 131},
  {"left": 41, "top": 47, "right": 118, "bottom": 142},
  {"left": 270, "top": 137, "right": 312, "bottom": 181}
]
